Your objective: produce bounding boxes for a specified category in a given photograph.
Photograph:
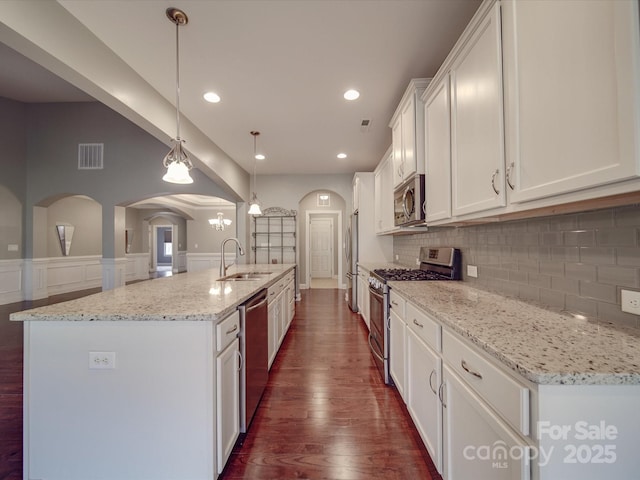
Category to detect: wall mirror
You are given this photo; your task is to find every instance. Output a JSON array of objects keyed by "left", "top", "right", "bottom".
[{"left": 56, "top": 224, "right": 75, "bottom": 256}]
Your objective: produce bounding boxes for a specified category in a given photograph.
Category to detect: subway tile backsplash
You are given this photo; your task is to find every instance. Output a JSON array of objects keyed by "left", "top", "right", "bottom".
[{"left": 393, "top": 205, "right": 640, "bottom": 329}]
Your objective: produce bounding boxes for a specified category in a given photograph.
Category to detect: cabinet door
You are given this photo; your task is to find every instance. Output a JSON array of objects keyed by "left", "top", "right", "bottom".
[
  {"left": 424, "top": 76, "right": 452, "bottom": 222},
  {"left": 381, "top": 156, "right": 395, "bottom": 231},
  {"left": 401, "top": 96, "right": 417, "bottom": 179},
  {"left": 502, "top": 0, "right": 640, "bottom": 204},
  {"left": 268, "top": 301, "right": 277, "bottom": 369},
  {"left": 276, "top": 293, "right": 286, "bottom": 347},
  {"left": 216, "top": 338, "right": 240, "bottom": 474},
  {"left": 389, "top": 308, "right": 407, "bottom": 401},
  {"left": 407, "top": 329, "right": 443, "bottom": 474},
  {"left": 442, "top": 365, "right": 530, "bottom": 480},
  {"left": 450, "top": 3, "right": 506, "bottom": 217},
  {"left": 374, "top": 168, "right": 384, "bottom": 233},
  {"left": 392, "top": 118, "right": 405, "bottom": 187}
]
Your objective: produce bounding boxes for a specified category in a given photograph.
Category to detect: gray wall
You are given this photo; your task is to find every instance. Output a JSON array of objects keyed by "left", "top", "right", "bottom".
[
  {"left": 394, "top": 205, "right": 640, "bottom": 329},
  {"left": 187, "top": 206, "right": 237, "bottom": 253},
  {"left": 0, "top": 186, "right": 22, "bottom": 260},
  {"left": 0, "top": 97, "right": 26, "bottom": 201}
]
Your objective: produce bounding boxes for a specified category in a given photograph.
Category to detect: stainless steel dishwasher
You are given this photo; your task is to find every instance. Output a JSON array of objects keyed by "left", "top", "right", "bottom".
[{"left": 238, "top": 289, "right": 268, "bottom": 433}]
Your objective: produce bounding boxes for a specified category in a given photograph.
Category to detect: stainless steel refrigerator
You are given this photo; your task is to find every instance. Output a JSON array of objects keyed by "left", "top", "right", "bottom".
[{"left": 345, "top": 212, "right": 358, "bottom": 312}]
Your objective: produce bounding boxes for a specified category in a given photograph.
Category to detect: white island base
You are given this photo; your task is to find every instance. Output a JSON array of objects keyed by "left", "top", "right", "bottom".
[{"left": 24, "top": 320, "right": 218, "bottom": 480}]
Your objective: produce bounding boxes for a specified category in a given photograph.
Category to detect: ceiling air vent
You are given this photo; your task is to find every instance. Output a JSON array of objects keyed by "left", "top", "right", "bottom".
[
  {"left": 360, "top": 119, "right": 371, "bottom": 133},
  {"left": 78, "top": 143, "right": 104, "bottom": 170}
]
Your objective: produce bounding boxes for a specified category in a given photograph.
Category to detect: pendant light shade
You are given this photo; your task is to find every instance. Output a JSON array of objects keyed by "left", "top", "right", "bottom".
[
  {"left": 163, "top": 7, "right": 194, "bottom": 184},
  {"left": 248, "top": 131, "right": 263, "bottom": 216}
]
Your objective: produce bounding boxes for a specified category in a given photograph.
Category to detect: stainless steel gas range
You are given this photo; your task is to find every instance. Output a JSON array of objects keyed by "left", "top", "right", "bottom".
[{"left": 367, "top": 247, "right": 461, "bottom": 384}]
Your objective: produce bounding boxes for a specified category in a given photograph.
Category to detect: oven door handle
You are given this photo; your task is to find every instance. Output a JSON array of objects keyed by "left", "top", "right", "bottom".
[
  {"left": 368, "top": 333, "right": 385, "bottom": 362},
  {"left": 368, "top": 285, "right": 384, "bottom": 300}
]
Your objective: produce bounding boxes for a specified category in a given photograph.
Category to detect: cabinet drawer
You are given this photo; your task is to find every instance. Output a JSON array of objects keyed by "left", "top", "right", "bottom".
[
  {"left": 216, "top": 310, "right": 240, "bottom": 353},
  {"left": 268, "top": 281, "right": 284, "bottom": 303},
  {"left": 406, "top": 301, "right": 440, "bottom": 352},
  {"left": 442, "top": 329, "right": 529, "bottom": 436},
  {"left": 389, "top": 289, "right": 406, "bottom": 319}
]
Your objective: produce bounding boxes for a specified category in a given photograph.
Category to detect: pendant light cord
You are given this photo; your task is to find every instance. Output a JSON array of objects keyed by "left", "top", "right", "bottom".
[{"left": 175, "top": 20, "right": 181, "bottom": 141}]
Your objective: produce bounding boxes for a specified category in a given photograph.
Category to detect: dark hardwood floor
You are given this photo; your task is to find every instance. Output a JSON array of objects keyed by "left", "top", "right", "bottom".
[
  {"left": 0, "top": 287, "right": 440, "bottom": 480},
  {"left": 221, "top": 289, "right": 441, "bottom": 480}
]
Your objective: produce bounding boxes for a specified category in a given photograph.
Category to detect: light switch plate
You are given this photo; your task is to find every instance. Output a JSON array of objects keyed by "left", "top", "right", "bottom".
[{"left": 467, "top": 265, "right": 478, "bottom": 278}]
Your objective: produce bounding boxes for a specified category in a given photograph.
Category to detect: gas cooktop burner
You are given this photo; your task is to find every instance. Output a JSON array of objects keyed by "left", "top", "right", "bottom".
[{"left": 373, "top": 268, "right": 453, "bottom": 281}]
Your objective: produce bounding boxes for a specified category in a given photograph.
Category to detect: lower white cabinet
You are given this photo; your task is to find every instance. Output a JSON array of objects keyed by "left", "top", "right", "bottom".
[
  {"left": 216, "top": 337, "right": 240, "bottom": 474},
  {"left": 357, "top": 269, "right": 370, "bottom": 330},
  {"left": 389, "top": 307, "right": 407, "bottom": 400},
  {"left": 442, "top": 364, "right": 530, "bottom": 480},
  {"left": 407, "top": 328, "right": 442, "bottom": 472},
  {"left": 268, "top": 270, "right": 296, "bottom": 370}
]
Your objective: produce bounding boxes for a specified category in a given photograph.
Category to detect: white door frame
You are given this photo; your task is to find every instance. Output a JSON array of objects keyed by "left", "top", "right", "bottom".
[
  {"left": 309, "top": 216, "right": 334, "bottom": 278},
  {"left": 151, "top": 224, "right": 176, "bottom": 273},
  {"left": 305, "top": 210, "right": 343, "bottom": 289}
]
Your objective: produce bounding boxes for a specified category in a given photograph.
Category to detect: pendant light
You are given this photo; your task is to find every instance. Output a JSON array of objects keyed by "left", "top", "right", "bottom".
[
  {"left": 248, "top": 131, "right": 263, "bottom": 215},
  {"left": 162, "top": 7, "right": 194, "bottom": 184}
]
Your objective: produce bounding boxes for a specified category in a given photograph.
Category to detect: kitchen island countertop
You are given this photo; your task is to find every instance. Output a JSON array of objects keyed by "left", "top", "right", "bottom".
[
  {"left": 10, "top": 264, "right": 295, "bottom": 323},
  {"left": 389, "top": 280, "right": 640, "bottom": 386}
]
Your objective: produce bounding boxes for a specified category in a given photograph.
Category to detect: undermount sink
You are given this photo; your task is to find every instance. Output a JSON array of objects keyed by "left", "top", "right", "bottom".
[{"left": 219, "top": 272, "right": 272, "bottom": 281}]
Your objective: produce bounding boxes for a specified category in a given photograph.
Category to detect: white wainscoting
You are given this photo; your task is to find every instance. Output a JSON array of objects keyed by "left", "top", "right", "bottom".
[
  {"left": 48, "top": 255, "right": 103, "bottom": 296},
  {"left": 186, "top": 253, "right": 238, "bottom": 274},
  {"left": 125, "top": 253, "right": 150, "bottom": 283},
  {"left": 0, "top": 259, "right": 23, "bottom": 305},
  {"left": 175, "top": 250, "right": 187, "bottom": 273}
]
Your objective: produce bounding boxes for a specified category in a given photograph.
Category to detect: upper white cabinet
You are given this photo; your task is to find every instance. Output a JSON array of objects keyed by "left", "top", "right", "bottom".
[
  {"left": 390, "top": 78, "right": 430, "bottom": 188},
  {"left": 450, "top": 2, "right": 506, "bottom": 217},
  {"left": 424, "top": 76, "right": 452, "bottom": 222},
  {"left": 502, "top": 0, "right": 640, "bottom": 203},
  {"left": 374, "top": 147, "right": 395, "bottom": 233}
]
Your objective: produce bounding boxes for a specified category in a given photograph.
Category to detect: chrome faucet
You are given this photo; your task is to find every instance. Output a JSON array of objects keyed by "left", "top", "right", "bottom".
[{"left": 220, "top": 237, "right": 245, "bottom": 278}]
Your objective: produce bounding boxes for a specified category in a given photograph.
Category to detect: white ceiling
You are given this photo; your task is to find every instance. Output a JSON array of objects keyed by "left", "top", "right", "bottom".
[{"left": 1, "top": 0, "right": 481, "bottom": 176}]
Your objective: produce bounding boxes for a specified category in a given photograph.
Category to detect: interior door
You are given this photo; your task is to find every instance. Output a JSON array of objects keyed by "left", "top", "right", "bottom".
[{"left": 310, "top": 218, "right": 332, "bottom": 278}]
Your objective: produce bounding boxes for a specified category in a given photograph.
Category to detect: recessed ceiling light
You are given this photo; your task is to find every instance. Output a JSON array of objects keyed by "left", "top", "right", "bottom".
[
  {"left": 343, "top": 89, "right": 360, "bottom": 101},
  {"left": 255, "top": 154, "right": 266, "bottom": 160},
  {"left": 203, "top": 92, "right": 221, "bottom": 103},
  {"left": 337, "top": 153, "right": 347, "bottom": 159}
]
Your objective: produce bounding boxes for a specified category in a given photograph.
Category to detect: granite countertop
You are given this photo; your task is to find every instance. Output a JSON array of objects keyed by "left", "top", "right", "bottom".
[
  {"left": 10, "top": 264, "right": 295, "bottom": 323},
  {"left": 357, "top": 261, "right": 400, "bottom": 273},
  {"left": 389, "top": 281, "right": 640, "bottom": 386}
]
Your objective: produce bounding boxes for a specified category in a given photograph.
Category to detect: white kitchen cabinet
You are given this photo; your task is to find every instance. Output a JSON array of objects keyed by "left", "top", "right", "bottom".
[
  {"left": 352, "top": 172, "right": 393, "bottom": 262},
  {"left": 390, "top": 78, "right": 430, "bottom": 188},
  {"left": 442, "top": 364, "right": 530, "bottom": 480},
  {"left": 374, "top": 147, "right": 396, "bottom": 234},
  {"left": 407, "top": 328, "right": 443, "bottom": 474},
  {"left": 286, "top": 276, "right": 295, "bottom": 328},
  {"left": 502, "top": 0, "right": 640, "bottom": 204},
  {"left": 423, "top": 75, "right": 452, "bottom": 222},
  {"left": 450, "top": 3, "right": 506, "bottom": 217},
  {"left": 389, "top": 306, "right": 407, "bottom": 400},
  {"left": 268, "top": 280, "right": 284, "bottom": 369},
  {"left": 216, "top": 337, "right": 240, "bottom": 474},
  {"left": 357, "top": 267, "right": 370, "bottom": 330}
]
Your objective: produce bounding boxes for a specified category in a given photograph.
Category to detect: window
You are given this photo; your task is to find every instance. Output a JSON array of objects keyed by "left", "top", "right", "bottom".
[{"left": 317, "top": 193, "right": 330, "bottom": 207}]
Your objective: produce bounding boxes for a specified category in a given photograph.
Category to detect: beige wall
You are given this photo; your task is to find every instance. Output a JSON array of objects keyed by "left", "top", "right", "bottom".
[{"left": 47, "top": 196, "right": 102, "bottom": 257}]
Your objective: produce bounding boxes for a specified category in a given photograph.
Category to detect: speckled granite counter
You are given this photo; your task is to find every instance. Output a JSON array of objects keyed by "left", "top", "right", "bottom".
[
  {"left": 358, "top": 261, "right": 400, "bottom": 272},
  {"left": 389, "top": 281, "right": 640, "bottom": 386},
  {"left": 10, "top": 264, "right": 295, "bottom": 323}
]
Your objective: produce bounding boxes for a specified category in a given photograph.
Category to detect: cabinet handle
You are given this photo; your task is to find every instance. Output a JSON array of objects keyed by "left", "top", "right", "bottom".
[
  {"left": 413, "top": 318, "right": 424, "bottom": 328},
  {"left": 438, "top": 382, "right": 447, "bottom": 408},
  {"left": 391, "top": 300, "right": 399, "bottom": 307},
  {"left": 461, "top": 359, "right": 483, "bottom": 379},
  {"left": 225, "top": 324, "right": 239, "bottom": 335},
  {"left": 506, "top": 162, "right": 515, "bottom": 190},
  {"left": 491, "top": 169, "right": 500, "bottom": 195},
  {"left": 237, "top": 351, "right": 243, "bottom": 372},
  {"left": 429, "top": 369, "right": 437, "bottom": 395}
]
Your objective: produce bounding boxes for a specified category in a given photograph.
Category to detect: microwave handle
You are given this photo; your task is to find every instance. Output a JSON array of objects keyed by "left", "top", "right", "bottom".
[{"left": 402, "top": 186, "right": 411, "bottom": 220}]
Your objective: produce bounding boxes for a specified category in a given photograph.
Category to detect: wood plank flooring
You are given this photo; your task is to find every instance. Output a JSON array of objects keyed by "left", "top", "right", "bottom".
[
  {"left": 0, "top": 287, "right": 440, "bottom": 480},
  {"left": 221, "top": 289, "right": 441, "bottom": 480}
]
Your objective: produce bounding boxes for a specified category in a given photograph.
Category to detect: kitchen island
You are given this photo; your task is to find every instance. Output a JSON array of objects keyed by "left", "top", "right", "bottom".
[{"left": 11, "top": 264, "right": 296, "bottom": 480}]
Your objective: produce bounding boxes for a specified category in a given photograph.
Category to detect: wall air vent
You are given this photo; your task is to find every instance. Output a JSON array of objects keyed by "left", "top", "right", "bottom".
[
  {"left": 360, "top": 119, "right": 371, "bottom": 133},
  {"left": 78, "top": 143, "right": 104, "bottom": 170}
]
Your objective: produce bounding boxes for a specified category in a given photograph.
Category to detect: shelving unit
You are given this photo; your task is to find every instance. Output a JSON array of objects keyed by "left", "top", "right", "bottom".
[{"left": 252, "top": 207, "right": 297, "bottom": 265}]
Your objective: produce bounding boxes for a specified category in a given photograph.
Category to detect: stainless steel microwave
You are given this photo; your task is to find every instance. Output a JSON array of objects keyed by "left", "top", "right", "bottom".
[{"left": 394, "top": 174, "right": 425, "bottom": 227}]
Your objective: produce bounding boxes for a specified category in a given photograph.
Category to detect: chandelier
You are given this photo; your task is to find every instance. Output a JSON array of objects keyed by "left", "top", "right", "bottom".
[
  {"left": 209, "top": 212, "right": 232, "bottom": 231},
  {"left": 248, "top": 131, "right": 263, "bottom": 215}
]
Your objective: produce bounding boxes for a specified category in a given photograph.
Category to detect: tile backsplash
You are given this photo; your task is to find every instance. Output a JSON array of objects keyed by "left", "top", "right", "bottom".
[{"left": 393, "top": 205, "right": 640, "bottom": 329}]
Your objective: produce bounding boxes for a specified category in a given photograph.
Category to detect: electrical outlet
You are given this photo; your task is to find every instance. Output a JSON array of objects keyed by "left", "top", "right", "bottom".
[
  {"left": 7, "top": 244, "right": 18, "bottom": 252},
  {"left": 89, "top": 351, "right": 116, "bottom": 369},
  {"left": 415, "top": 258, "right": 420, "bottom": 266},
  {"left": 621, "top": 290, "right": 640, "bottom": 315},
  {"left": 467, "top": 265, "right": 478, "bottom": 278}
]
